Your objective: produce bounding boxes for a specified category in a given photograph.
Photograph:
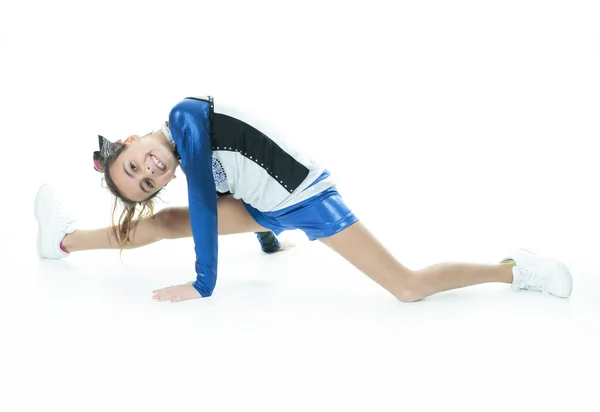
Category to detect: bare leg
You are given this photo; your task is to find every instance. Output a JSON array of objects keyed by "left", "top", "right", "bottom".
[
  {"left": 320, "top": 221, "right": 513, "bottom": 302},
  {"left": 62, "top": 196, "right": 269, "bottom": 252}
]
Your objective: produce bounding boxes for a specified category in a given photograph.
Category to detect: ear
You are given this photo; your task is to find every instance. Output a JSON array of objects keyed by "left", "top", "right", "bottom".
[{"left": 124, "top": 135, "right": 141, "bottom": 144}]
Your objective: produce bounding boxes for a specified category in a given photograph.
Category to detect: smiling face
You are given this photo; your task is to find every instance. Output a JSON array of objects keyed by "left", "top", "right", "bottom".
[{"left": 109, "top": 132, "right": 179, "bottom": 202}]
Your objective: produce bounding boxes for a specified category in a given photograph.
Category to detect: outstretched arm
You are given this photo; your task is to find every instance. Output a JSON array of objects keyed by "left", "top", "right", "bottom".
[{"left": 157, "top": 97, "right": 218, "bottom": 300}]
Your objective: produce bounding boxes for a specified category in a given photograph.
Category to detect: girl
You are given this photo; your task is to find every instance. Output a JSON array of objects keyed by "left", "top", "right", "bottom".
[{"left": 35, "top": 96, "right": 573, "bottom": 303}]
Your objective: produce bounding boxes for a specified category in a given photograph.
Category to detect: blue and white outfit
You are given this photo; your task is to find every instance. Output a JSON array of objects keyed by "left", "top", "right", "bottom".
[{"left": 166, "top": 97, "right": 358, "bottom": 297}]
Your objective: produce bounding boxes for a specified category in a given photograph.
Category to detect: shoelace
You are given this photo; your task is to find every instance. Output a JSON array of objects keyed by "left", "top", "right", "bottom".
[
  {"left": 53, "top": 201, "right": 75, "bottom": 232},
  {"left": 516, "top": 265, "right": 547, "bottom": 291}
]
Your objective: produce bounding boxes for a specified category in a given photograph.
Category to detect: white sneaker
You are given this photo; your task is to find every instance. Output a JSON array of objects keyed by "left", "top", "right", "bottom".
[
  {"left": 501, "top": 248, "right": 573, "bottom": 298},
  {"left": 34, "top": 183, "right": 77, "bottom": 259}
]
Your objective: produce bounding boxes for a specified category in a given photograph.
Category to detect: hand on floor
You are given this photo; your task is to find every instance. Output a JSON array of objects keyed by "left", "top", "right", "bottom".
[{"left": 152, "top": 282, "right": 201, "bottom": 303}]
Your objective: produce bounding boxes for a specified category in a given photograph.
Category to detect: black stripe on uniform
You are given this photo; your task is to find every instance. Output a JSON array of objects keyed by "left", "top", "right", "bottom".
[{"left": 210, "top": 113, "right": 309, "bottom": 194}]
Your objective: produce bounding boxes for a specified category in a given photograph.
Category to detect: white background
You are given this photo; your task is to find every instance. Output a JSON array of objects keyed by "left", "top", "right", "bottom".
[{"left": 1, "top": 1, "right": 599, "bottom": 411}]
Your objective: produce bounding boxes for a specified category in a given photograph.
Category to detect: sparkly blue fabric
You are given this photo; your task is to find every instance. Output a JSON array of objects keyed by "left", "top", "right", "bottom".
[
  {"left": 168, "top": 98, "right": 218, "bottom": 297},
  {"left": 243, "top": 182, "right": 358, "bottom": 241}
]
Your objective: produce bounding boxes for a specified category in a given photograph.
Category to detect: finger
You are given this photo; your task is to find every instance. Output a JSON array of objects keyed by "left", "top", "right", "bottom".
[
  {"left": 153, "top": 287, "right": 173, "bottom": 301},
  {"left": 172, "top": 292, "right": 186, "bottom": 302},
  {"left": 153, "top": 293, "right": 167, "bottom": 301}
]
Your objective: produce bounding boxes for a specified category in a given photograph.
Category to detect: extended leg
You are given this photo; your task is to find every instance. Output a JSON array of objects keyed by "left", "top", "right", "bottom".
[
  {"left": 320, "top": 221, "right": 513, "bottom": 302},
  {"left": 34, "top": 183, "right": 277, "bottom": 257},
  {"left": 62, "top": 195, "right": 270, "bottom": 252}
]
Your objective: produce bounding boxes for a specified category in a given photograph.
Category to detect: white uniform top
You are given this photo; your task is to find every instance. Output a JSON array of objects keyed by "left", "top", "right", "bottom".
[{"left": 162, "top": 102, "right": 334, "bottom": 212}]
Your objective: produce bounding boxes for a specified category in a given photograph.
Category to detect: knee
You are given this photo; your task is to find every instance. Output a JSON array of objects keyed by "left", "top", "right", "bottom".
[
  {"left": 393, "top": 271, "right": 423, "bottom": 303},
  {"left": 153, "top": 207, "right": 186, "bottom": 239}
]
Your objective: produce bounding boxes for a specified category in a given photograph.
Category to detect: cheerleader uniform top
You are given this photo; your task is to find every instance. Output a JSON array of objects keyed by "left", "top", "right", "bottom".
[{"left": 164, "top": 96, "right": 334, "bottom": 297}]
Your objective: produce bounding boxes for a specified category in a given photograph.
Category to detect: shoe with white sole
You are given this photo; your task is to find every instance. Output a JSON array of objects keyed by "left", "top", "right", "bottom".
[
  {"left": 501, "top": 248, "right": 573, "bottom": 298},
  {"left": 34, "top": 183, "right": 77, "bottom": 259}
]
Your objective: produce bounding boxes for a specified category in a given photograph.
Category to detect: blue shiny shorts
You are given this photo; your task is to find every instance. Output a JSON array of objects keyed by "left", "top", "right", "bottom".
[{"left": 243, "top": 184, "right": 359, "bottom": 241}]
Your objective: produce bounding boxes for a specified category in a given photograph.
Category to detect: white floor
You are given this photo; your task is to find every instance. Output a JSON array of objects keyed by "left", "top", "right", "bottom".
[
  {"left": 2, "top": 223, "right": 599, "bottom": 411},
  {"left": 2, "top": 1, "right": 600, "bottom": 410}
]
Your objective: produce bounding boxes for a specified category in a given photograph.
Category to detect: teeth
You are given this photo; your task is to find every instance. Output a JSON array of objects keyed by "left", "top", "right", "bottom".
[{"left": 151, "top": 155, "right": 166, "bottom": 171}]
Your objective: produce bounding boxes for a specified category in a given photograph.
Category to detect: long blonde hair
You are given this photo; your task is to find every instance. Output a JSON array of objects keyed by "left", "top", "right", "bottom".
[{"left": 109, "top": 198, "right": 156, "bottom": 250}]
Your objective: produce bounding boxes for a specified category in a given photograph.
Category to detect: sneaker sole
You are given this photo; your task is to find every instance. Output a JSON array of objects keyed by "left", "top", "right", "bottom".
[
  {"left": 534, "top": 249, "right": 573, "bottom": 298},
  {"left": 553, "top": 259, "right": 573, "bottom": 298}
]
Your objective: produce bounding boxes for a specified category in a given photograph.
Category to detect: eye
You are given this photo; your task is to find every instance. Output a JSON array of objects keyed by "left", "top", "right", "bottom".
[
  {"left": 146, "top": 179, "right": 154, "bottom": 189},
  {"left": 130, "top": 162, "right": 137, "bottom": 171}
]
